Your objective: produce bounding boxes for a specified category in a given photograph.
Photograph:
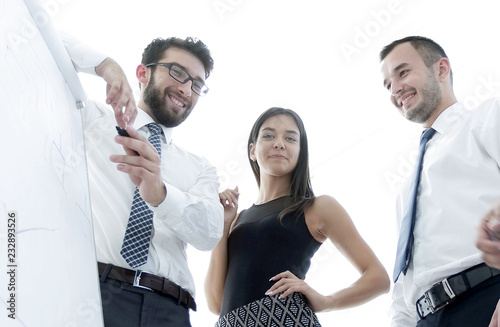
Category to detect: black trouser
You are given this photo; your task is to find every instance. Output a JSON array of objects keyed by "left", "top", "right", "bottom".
[
  {"left": 417, "top": 274, "right": 500, "bottom": 327},
  {"left": 99, "top": 278, "right": 191, "bottom": 327}
]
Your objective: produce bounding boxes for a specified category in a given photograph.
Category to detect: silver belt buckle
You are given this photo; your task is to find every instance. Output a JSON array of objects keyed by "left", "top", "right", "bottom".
[
  {"left": 442, "top": 278, "right": 456, "bottom": 300},
  {"left": 133, "top": 270, "right": 152, "bottom": 291},
  {"left": 416, "top": 294, "right": 432, "bottom": 319},
  {"left": 426, "top": 278, "right": 455, "bottom": 313},
  {"left": 423, "top": 291, "right": 436, "bottom": 315}
]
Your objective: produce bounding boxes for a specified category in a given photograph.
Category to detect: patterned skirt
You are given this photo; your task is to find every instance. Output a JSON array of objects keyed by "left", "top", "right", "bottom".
[{"left": 215, "top": 292, "right": 322, "bottom": 327}]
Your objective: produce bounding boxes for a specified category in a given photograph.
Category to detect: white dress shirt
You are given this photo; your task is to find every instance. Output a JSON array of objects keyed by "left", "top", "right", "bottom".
[
  {"left": 391, "top": 99, "right": 500, "bottom": 326},
  {"left": 82, "top": 103, "right": 224, "bottom": 297},
  {"left": 60, "top": 31, "right": 107, "bottom": 74}
]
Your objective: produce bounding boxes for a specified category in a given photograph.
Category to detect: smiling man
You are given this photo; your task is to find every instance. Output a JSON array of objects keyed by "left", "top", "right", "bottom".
[
  {"left": 83, "top": 37, "right": 223, "bottom": 326},
  {"left": 380, "top": 36, "right": 500, "bottom": 326}
]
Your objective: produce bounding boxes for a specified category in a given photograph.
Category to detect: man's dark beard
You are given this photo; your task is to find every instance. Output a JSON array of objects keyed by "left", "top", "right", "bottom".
[{"left": 143, "top": 74, "right": 193, "bottom": 127}]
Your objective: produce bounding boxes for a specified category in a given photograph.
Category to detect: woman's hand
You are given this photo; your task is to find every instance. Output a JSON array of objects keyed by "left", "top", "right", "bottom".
[
  {"left": 219, "top": 187, "right": 239, "bottom": 228},
  {"left": 265, "top": 270, "right": 328, "bottom": 312}
]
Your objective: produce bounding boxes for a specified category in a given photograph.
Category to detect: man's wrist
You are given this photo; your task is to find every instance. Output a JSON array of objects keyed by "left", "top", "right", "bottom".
[
  {"left": 95, "top": 57, "right": 112, "bottom": 77},
  {"left": 150, "top": 183, "right": 167, "bottom": 207}
]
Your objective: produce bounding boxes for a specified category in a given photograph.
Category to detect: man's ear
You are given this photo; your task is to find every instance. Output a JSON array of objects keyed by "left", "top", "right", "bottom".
[
  {"left": 136, "top": 64, "right": 149, "bottom": 87},
  {"left": 436, "top": 57, "right": 451, "bottom": 82}
]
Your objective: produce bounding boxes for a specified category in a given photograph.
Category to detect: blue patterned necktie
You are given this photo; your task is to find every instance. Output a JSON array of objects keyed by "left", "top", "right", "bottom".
[
  {"left": 120, "top": 123, "right": 163, "bottom": 268},
  {"left": 393, "top": 128, "right": 436, "bottom": 282}
]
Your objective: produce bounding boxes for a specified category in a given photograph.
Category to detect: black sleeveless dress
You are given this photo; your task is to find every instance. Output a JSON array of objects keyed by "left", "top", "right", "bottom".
[{"left": 216, "top": 196, "right": 323, "bottom": 327}]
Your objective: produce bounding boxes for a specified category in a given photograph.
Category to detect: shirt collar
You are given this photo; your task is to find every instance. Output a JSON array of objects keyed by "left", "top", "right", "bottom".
[
  {"left": 133, "top": 107, "right": 173, "bottom": 144},
  {"left": 430, "top": 102, "right": 468, "bottom": 136}
]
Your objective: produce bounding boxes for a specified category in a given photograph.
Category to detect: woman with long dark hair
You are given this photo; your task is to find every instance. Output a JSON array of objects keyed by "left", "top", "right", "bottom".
[{"left": 205, "top": 107, "right": 389, "bottom": 326}]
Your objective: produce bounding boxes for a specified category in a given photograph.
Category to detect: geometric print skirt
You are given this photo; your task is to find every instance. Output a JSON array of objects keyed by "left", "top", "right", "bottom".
[{"left": 215, "top": 292, "right": 322, "bottom": 327}]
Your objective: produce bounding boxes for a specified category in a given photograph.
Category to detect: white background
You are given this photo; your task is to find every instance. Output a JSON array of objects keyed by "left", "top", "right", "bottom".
[{"left": 51, "top": 0, "right": 500, "bottom": 325}]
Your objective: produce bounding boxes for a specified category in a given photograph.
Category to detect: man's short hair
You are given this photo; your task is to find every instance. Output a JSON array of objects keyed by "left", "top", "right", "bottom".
[
  {"left": 142, "top": 37, "right": 214, "bottom": 79},
  {"left": 380, "top": 36, "right": 452, "bottom": 84}
]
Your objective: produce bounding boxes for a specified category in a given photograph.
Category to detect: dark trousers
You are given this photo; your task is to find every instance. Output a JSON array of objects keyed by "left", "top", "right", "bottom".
[
  {"left": 99, "top": 278, "right": 191, "bottom": 327},
  {"left": 417, "top": 274, "right": 500, "bottom": 327}
]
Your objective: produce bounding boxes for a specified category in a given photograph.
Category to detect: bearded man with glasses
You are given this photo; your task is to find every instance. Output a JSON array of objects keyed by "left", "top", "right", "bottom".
[{"left": 82, "top": 37, "right": 223, "bottom": 326}]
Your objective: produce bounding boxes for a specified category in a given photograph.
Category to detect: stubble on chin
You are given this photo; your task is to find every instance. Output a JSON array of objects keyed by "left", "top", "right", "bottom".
[{"left": 405, "top": 77, "right": 442, "bottom": 124}]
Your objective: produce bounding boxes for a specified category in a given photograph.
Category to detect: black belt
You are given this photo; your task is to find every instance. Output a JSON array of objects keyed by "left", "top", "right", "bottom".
[
  {"left": 98, "top": 262, "right": 196, "bottom": 311},
  {"left": 416, "top": 263, "right": 500, "bottom": 319}
]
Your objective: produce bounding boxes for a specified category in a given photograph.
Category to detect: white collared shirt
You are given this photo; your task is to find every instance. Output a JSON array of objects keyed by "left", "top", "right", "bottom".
[
  {"left": 83, "top": 103, "right": 224, "bottom": 297},
  {"left": 391, "top": 99, "right": 500, "bottom": 326}
]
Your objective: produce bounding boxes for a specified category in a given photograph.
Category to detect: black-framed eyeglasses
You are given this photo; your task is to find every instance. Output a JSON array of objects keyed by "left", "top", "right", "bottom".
[{"left": 145, "top": 62, "right": 209, "bottom": 96}]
